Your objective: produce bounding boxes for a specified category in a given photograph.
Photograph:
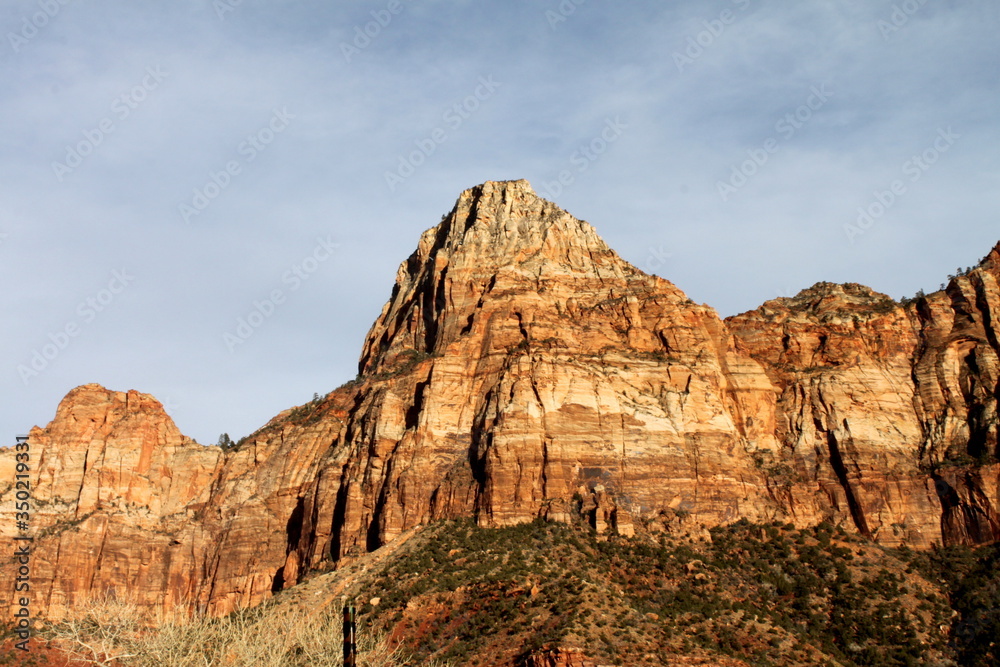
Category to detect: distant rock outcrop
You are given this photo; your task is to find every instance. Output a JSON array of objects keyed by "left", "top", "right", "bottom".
[{"left": 2, "top": 180, "right": 998, "bottom": 620}]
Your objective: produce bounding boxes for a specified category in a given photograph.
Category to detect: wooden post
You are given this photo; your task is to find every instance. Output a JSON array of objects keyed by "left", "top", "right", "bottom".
[{"left": 343, "top": 603, "right": 357, "bottom": 666}]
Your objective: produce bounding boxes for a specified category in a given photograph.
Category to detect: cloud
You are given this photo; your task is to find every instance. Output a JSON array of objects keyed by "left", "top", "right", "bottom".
[{"left": 2, "top": 0, "right": 998, "bottom": 444}]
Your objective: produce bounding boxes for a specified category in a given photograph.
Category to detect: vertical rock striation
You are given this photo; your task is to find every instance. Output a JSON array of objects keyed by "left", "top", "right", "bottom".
[
  {"left": 726, "top": 245, "right": 1000, "bottom": 547},
  {"left": 1, "top": 181, "right": 997, "bottom": 621},
  {"left": 0, "top": 386, "right": 222, "bottom": 618}
]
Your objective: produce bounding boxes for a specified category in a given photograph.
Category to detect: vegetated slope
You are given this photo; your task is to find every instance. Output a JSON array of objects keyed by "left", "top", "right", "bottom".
[
  {"left": 900, "top": 540, "right": 1000, "bottom": 667},
  {"left": 6, "top": 517, "right": 997, "bottom": 667},
  {"left": 266, "top": 516, "right": 997, "bottom": 667}
]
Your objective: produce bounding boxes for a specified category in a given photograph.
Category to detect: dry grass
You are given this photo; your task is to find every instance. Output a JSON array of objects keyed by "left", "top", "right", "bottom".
[{"left": 49, "top": 593, "right": 446, "bottom": 667}]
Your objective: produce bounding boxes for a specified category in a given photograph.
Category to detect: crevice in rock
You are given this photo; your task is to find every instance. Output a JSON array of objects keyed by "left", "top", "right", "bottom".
[
  {"left": 461, "top": 313, "right": 475, "bottom": 335},
  {"left": 657, "top": 330, "right": 673, "bottom": 354},
  {"left": 936, "top": 470, "right": 1000, "bottom": 546},
  {"left": 270, "top": 566, "right": 285, "bottom": 593},
  {"left": 295, "top": 478, "right": 321, "bottom": 566},
  {"left": 826, "top": 429, "right": 871, "bottom": 538},
  {"left": 972, "top": 276, "right": 1000, "bottom": 458},
  {"left": 516, "top": 310, "right": 529, "bottom": 342},
  {"left": 469, "top": 389, "right": 495, "bottom": 521},
  {"left": 428, "top": 486, "right": 440, "bottom": 518},
  {"left": 463, "top": 197, "right": 480, "bottom": 235},
  {"left": 366, "top": 468, "right": 391, "bottom": 553},
  {"left": 329, "top": 464, "right": 352, "bottom": 561},
  {"left": 932, "top": 473, "right": 963, "bottom": 546},
  {"left": 966, "top": 403, "right": 989, "bottom": 459},
  {"left": 973, "top": 273, "right": 1000, "bottom": 354},
  {"left": 418, "top": 266, "right": 447, "bottom": 353},
  {"left": 406, "top": 380, "right": 429, "bottom": 430},
  {"left": 285, "top": 496, "right": 305, "bottom": 553}
]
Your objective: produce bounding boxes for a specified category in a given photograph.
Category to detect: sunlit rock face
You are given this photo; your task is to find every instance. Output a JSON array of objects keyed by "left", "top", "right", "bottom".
[{"left": 2, "top": 180, "right": 997, "bottom": 620}]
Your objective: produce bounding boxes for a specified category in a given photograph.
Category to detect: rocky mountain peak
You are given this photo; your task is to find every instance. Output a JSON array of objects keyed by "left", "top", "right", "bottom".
[
  {"left": 358, "top": 179, "right": 639, "bottom": 375},
  {"left": 48, "top": 383, "right": 173, "bottom": 427},
  {"left": 3, "top": 179, "right": 998, "bottom": 626},
  {"left": 429, "top": 179, "right": 609, "bottom": 261},
  {"left": 738, "top": 282, "right": 899, "bottom": 324}
]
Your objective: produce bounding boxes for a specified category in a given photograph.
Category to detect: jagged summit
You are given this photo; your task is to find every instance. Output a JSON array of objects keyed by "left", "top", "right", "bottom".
[
  {"left": 734, "top": 282, "right": 898, "bottom": 322},
  {"left": 358, "top": 179, "right": 646, "bottom": 374},
  {"left": 407, "top": 178, "right": 617, "bottom": 269}
]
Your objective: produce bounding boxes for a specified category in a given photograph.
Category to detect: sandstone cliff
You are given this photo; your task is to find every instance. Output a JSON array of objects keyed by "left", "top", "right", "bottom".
[
  {"left": 0, "top": 387, "right": 222, "bottom": 617},
  {"left": 1, "top": 180, "right": 997, "bottom": 620}
]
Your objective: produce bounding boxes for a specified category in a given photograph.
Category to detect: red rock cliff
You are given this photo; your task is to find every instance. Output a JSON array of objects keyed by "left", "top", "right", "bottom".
[{"left": 1, "top": 180, "right": 997, "bottom": 620}]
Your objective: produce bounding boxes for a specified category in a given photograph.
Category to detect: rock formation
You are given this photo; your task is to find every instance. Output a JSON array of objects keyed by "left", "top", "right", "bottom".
[
  {"left": 1, "top": 179, "right": 998, "bottom": 620},
  {"left": 521, "top": 647, "right": 599, "bottom": 667},
  {"left": 0, "top": 387, "right": 222, "bottom": 617}
]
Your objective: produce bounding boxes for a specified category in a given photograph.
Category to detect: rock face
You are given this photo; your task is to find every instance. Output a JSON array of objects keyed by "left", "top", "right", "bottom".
[
  {"left": 520, "top": 647, "right": 599, "bottom": 667},
  {"left": 2, "top": 180, "right": 998, "bottom": 621},
  {"left": 726, "top": 277, "right": 1000, "bottom": 548},
  {"left": 333, "top": 179, "right": 781, "bottom": 554},
  {"left": 0, "top": 387, "right": 223, "bottom": 618}
]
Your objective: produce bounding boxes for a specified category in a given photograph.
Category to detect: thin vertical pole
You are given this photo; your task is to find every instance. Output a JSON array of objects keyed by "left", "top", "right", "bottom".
[{"left": 343, "top": 603, "right": 357, "bottom": 666}]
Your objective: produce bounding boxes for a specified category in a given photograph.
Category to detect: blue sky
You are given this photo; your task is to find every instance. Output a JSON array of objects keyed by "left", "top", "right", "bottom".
[{"left": 3, "top": 0, "right": 999, "bottom": 445}]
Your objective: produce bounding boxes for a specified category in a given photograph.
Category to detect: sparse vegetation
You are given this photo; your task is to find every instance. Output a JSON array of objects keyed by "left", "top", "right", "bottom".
[
  {"left": 897, "top": 542, "right": 1000, "bottom": 667},
  {"left": 335, "top": 374, "right": 364, "bottom": 392},
  {"left": 35, "top": 510, "right": 96, "bottom": 540},
  {"left": 925, "top": 450, "right": 999, "bottom": 473},
  {"left": 340, "top": 518, "right": 970, "bottom": 665},
  {"left": 46, "top": 592, "right": 444, "bottom": 667},
  {"left": 23, "top": 518, "right": 999, "bottom": 666},
  {"left": 371, "top": 349, "right": 434, "bottom": 381}
]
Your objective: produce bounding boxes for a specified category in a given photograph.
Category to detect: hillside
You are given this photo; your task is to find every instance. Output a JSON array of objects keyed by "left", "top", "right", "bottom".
[{"left": 9, "top": 517, "right": 998, "bottom": 666}]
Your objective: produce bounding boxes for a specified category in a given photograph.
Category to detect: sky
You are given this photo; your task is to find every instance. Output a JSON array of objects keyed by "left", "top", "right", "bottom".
[{"left": 3, "top": 0, "right": 999, "bottom": 446}]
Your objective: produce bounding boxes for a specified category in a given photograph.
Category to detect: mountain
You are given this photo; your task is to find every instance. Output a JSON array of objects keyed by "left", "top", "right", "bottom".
[
  {"left": 2, "top": 179, "right": 998, "bottom": 627},
  {"left": 23, "top": 518, "right": 999, "bottom": 666}
]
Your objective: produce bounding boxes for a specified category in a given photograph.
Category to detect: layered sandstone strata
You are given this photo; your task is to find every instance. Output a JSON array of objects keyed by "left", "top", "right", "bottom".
[{"left": 1, "top": 180, "right": 997, "bottom": 620}]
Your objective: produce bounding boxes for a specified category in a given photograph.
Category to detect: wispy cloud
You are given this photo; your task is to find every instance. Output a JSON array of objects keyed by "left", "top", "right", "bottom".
[{"left": 2, "top": 0, "right": 998, "bottom": 445}]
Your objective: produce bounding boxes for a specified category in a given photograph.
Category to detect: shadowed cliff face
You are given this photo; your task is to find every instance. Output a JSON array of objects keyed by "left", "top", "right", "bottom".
[{"left": 1, "top": 180, "right": 998, "bottom": 620}]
